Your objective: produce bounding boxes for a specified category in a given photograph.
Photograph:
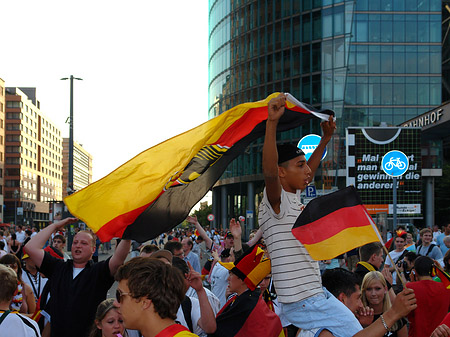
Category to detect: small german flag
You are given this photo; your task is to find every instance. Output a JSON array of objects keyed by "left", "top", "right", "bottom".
[
  {"left": 433, "top": 262, "right": 450, "bottom": 289},
  {"left": 292, "top": 186, "right": 379, "bottom": 261}
]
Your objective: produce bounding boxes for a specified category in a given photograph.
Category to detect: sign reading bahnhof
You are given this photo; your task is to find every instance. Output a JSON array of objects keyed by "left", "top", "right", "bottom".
[{"left": 346, "top": 127, "right": 421, "bottom": 217}]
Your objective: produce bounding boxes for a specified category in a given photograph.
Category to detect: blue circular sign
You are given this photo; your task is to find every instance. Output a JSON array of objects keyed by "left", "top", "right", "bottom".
[
  {"left": 381, "top": 150, "right": 409, "bottom": 177},
  {"left": 297, "top": 134, "right": 327, "bottom": 161}
]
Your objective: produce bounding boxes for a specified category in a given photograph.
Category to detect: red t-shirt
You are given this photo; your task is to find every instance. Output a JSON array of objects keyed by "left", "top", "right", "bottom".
[
  {"left": 154, "top": 324, "right": 198, "bottom": 337},
  {"left": 407, "top": 280, "right": 450, "bottom": 337}
]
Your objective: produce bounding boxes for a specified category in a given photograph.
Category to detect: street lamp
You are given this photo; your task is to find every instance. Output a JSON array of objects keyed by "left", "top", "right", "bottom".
[
  {"left": 60, "top": 75, "right": 82, "bottom": 195},
  {"left": 13, "top": 189, "right": 19, "bottom": 225}
]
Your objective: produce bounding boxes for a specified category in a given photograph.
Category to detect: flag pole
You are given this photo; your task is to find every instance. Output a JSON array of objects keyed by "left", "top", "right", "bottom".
[{"left": 363, "top": 209, "right": 407, "bottom": 288}]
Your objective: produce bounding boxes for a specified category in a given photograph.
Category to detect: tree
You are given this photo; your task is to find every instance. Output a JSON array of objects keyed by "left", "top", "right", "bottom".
[{"left": 192, "top": 203, "right": 213, "bottom": 228}]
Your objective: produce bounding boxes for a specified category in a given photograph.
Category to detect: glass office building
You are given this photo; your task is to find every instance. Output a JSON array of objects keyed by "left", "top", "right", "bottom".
[{"left": 208, "top": 0, "right": 442, "bottom": 230}]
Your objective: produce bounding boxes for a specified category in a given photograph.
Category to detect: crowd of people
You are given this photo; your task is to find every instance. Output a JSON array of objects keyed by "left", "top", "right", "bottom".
[{"left": 1, "top": 94, "right": 450, "bottom": 337}]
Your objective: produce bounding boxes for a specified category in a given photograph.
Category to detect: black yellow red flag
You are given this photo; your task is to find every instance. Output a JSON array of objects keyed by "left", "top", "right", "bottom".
[{"left": 64, "top": 93, "right": 332, "bottom": 242}]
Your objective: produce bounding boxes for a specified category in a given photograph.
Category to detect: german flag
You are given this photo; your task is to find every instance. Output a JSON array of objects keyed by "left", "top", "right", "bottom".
[
  {"left": 213, "top": 289, "right": 285, "bottom": 337},
  {"left": 64, "top": 93, "right": 333, "bottom": 242},
  {"left": 292, "top": 186, "right": 379, "bottom": 261},
  {"left": 432, "top": 262, "right": 450, "bottom": 289}
]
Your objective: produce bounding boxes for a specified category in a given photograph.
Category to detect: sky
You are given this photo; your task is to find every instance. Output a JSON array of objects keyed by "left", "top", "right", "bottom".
[{"left": 1, "top": 1, "right": 210, "bottom": 182}]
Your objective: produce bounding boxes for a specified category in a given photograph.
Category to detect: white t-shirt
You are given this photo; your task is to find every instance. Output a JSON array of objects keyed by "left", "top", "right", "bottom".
[
  {"left": 22, "top": 270, "right": 48, "bottom": 299},
  {"left": 1, "top": 238, "right": 8, "bottom": 253},
  {"left": 185, "top": 286, "right": 221, "bottom": 316},
  {"left": 259, "top": 188, "right": 322, "bottom": 304},
  {"left": 15, "top": 231, "right": 26, "bottom": 244},
  {"left": 0, "top": 311, "right": 41, "bottom": 337},
  {"left": 385, "top": 249, "right": 405, "bottom": 285},
  {"left": 210, "top": 262, "right": 229, "bottom": 308},
  {"left": 176, "top": 296, "right": 202, "bottom": 336}
]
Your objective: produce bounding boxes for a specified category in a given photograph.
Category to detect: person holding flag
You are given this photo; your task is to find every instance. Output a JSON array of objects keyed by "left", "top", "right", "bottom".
[{"left": 259, "top": 93, "right": 417, "bottom": 337}]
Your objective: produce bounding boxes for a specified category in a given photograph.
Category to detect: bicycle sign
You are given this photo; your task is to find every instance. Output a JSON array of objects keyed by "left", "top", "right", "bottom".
[{"left": 381, "top": 150, "right": 409, "bottom": 177}]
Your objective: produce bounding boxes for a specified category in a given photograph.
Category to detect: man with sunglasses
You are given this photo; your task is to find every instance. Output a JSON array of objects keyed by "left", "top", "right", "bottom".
[
  {"left": 25, "top": 217, "right": 131, "bottom": 337},
  {"left": 114, "top": 257, "right": 198, "bottom": 336}
]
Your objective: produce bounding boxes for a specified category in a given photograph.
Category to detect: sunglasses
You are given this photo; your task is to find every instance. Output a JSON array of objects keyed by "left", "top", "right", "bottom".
[{"left": 115, "top": 289, "right": 132, "bottom": 303}]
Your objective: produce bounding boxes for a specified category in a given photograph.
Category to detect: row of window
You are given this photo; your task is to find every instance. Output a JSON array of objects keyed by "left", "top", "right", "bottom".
[
  {"left": 353, "top": 14, "right": 440, "bottom": 44},
  {"left": 355, "top": 0, "right": 440, "bottom": 12},
  {"left": 343, "top": 106, "right": 431, "bottom": 127},
  {"left": 5, "top": 168, "right": 62, "bottom": 190}
]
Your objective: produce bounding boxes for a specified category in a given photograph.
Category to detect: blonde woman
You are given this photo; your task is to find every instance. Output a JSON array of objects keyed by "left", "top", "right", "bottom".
[{"left": 361, "top": 271, "right": 407, "bottom": 337}]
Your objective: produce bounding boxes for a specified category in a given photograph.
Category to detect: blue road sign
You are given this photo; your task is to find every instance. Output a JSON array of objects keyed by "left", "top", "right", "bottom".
[
  {"left": 305, "top": 185, "right": 317, "bottom": 198},
  {"left": 297, "top": 134, "right": 327, "bottom": 161},
  {"left": 381, "top": 150, "right": 409, "bottom": 177}
]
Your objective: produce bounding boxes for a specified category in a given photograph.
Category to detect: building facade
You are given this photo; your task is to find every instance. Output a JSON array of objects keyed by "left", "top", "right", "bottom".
[
  {"left": 0, "top": 79, "right": 5, "bottom": 222},
  {"left": 208, "top": 0, "right": 442, "bottom": 230},
  {"left": 4, "top": 87, "right": 63, "bottom": 228},
  {"left": 62, "top": 139, "right": 93, "bottom": 198}
]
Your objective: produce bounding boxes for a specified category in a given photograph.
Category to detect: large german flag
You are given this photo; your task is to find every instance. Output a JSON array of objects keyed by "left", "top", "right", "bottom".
[
  {"left": 64, "top": 93, "right": 333, "bottom": 242},
  {"left": 292, "top": 186, "right": 379, "bottom": 261}
]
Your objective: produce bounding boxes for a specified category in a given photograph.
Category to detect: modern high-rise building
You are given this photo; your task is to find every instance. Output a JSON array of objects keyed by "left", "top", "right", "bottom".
[
  {"left": 62, "top": 139, "right": 93, "bottom": 197},
  {"left": 208, "top": 0, "right": 442, "bottom": 230},
  {"left": 4, "top": 87, "right": 63, "bottom": 227}
]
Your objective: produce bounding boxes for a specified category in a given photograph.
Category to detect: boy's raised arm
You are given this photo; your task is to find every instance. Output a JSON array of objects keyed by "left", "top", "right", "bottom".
[
  {"left": 263, "top": 93, "right": 286, "bottom": 213},
  {"left": 306, "top": 115, "right": 336, "bottom": 182}
]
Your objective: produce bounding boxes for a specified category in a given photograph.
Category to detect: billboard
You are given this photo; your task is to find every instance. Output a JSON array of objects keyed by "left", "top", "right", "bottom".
[{"left": 346, "top": 127, "right": 421, "bottom": 218}]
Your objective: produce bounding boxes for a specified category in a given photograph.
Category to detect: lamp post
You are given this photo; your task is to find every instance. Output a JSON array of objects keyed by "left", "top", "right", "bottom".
[
  {"left": 60, "top": 75, "right": 82, "bottom": 195},
  {"left": 13, "top": 189, "right": 19, "bottom": 225},
  {"left": 61, "top": 76, "right": 82, "bottom": 251}
]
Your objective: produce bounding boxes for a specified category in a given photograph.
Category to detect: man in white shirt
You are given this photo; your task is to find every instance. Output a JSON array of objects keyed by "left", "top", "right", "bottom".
[
  {"left": 209, "top": 249, "right": 232, "bottom": 308},
  {"left": 15, "top": 225, "right": 26, "bottom": 244},
  {"left": 385, "top": 231, "right": 407, "bottom": 286}
]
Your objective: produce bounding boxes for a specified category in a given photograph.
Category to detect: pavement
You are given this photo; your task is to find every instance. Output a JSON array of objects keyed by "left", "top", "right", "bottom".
[{"left": 96, "top": 241, "right": 133, "bottom": 300}]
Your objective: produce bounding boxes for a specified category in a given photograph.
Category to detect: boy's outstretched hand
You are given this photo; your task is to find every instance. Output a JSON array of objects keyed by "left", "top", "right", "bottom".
[
  {"left": 321, "top": 115, "right": 336, "bottom": 140},
  {"left": 268, "top": 93, "right": 286, "bottom": 122}
]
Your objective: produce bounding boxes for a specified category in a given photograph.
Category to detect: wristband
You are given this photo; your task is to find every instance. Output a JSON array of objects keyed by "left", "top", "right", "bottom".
[{"left": 380, "top": 314, "right": 389, "bottom": 331}]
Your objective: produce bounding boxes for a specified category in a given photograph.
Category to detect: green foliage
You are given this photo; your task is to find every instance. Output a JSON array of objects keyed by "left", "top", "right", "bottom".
[
  {"left": 435, "top": 164, "right": 450, "bottom": 225},
  {"left": 192, "top": 203, "right": 213, "bottom": 227}
]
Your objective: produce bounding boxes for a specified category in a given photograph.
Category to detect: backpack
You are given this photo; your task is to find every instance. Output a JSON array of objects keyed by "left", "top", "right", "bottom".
[{"left": 417, "top": 243, "right": 436, "bottom": 256}]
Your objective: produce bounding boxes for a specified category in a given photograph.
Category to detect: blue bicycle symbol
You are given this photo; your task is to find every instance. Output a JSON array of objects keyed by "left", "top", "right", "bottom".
[{"left": 384, "top": 157, "right": 407, "bottom": 171}]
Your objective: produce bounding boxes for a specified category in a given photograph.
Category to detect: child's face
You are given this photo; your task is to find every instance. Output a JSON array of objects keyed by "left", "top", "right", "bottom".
[
  {"left": 279, "top": 155, "right": 311, "bottom": 192},
  {"left": 444, "top": 241, "right": 450, "bottom": 249}
]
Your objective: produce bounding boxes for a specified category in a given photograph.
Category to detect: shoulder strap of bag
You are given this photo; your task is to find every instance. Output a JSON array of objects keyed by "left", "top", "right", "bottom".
[
  {"left": 181, "top": 296, "right": 193, "bottom": 332},
  {"left": 427, "top": 244, "right": 436, "bottom": 256}
]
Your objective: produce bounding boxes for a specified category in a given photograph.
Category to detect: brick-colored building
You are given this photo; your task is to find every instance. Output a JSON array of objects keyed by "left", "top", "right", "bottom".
[{"left": 4, "top": 87, "right": 63, "bottom": 227}]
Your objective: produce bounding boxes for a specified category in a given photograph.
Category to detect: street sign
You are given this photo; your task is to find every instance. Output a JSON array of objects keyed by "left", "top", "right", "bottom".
[
  {"left": 381, "top": 150, "right": 409, "bottom": 177},
  {"left": 305, "top": 185, "right": 317, "bottom": 198},
  {"left": 297, "top": 134, "right": 327, "bottom": 161},
  {"left": 207, "top": 214, "right": 215, "bottom": 221},
  {"left": 246, "top": 210, "right": 253, "bottom": 219}
]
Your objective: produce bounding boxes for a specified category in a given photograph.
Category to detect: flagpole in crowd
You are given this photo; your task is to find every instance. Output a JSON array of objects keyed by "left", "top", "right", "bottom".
[{"left": 365, "top": 209, "right": 407, "bottom": 288}]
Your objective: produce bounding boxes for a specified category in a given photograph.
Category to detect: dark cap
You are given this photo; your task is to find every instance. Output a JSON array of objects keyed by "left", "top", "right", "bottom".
[
  {"left": 277, "top": 144, "right": 305, "bottom": 164},
  {"left": 225, "top": 231, "right": 233, "bottom": 239},
  {"left": 220, "top": 248, "right": 231, "bottom": 258}
]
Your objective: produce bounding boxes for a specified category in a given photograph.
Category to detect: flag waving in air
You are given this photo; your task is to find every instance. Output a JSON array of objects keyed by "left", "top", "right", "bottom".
[
  {"left": 292, "top": 186, "right": 380, "bottom": 261},
  {"left": 65, "top": 93, "right": 333, "bottom": 242}
]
